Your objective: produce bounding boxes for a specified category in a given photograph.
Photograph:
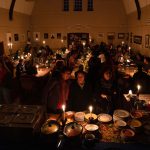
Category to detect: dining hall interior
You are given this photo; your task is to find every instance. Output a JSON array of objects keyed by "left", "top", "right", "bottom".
[{"left": 0, "top": 0, "right": 150, "bottom": 149}]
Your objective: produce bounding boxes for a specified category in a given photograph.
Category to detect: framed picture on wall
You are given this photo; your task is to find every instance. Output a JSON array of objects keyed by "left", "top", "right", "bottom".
[
  {"left": 33, "top": 32, "right": 40, "bottom": 41},
  {"left": 14, "top": 34, "right": 19, "bottom": 41},
  {"left": 118, "top": 33, "right": 125, "bottom": 39},
  {"left": 57, "top": 33, "right": 61, "bottom": 39},
  {"left": 44, "top": 33, "right": 49, "bottom": 39},
  {"left": 145, "top": 34, "right": 150, "bottom": 48},
  {"left": 98, "top": 33, "right": 104, "bottom": 38},
  {"left": 107, "top": 32, "right": 115, "bottom": 39},
  {"left": 133, "top": 35, "right": 142, "bottom": 44},
  {"left": 6, "top": 33, "right": 12, "bottom": 43}
]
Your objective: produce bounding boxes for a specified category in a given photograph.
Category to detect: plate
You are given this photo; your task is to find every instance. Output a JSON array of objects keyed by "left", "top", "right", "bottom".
[
  {"left": 113, "top": 109, "right": 129, "bottom": 118},
  {"left": 85, "top": 124, "right": 99, "bottom": 131},
  {"left": 98, "top": 114, "right": 112, "bottom": 123}
]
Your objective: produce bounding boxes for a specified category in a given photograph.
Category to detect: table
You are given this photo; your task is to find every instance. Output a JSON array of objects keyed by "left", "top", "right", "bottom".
[{"left": 35, "top": 68, "right": 51, "bottom": 77}]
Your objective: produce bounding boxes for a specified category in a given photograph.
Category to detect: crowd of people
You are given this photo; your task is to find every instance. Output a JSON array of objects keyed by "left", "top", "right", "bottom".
[{"left": 0, "top": 42, "right": 150, "bottom": 115}]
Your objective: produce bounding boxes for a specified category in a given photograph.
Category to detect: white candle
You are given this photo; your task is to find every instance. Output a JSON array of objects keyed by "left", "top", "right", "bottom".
[
  {"left": 128, "top": 90, "right": 133, "bottom": 96},
  {"left": 62, "top": 104, "right": 66, "bottom": 121},
  {"left": 137, "top": 84, "right": 141, "bottom": 97},
  {"left": 137, "top": 85, "right": 141, "bottom": 92},
  {"left": 89, "top": 105, "right": 93, "bottom": 118}
]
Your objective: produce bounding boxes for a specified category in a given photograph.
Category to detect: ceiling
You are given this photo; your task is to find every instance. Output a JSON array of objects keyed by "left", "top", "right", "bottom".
[{"left": 0, "top": 0, "right": 150, "bottom": 15}]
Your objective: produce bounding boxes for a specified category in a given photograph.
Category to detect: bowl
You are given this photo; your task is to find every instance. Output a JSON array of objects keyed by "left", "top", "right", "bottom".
[
  {"left": 113, "top": 109, "right": 129, "bottom": 122},
  {"left": 74, "top": 112, "right": 85, "bottom": 122},
  {"left": 120, "top": 128, "right": 135, "bottom": 141},
  {"left": 129, "top": 119, "right": 142, "bottom": 132},
  {"left": 130, "top": 111, "right": 143, "bottom": 119},
  {"left": 98, "top": 113, "right": 112, "bottom": 123},
  {"left": 114, "top": 119, "right": 127, "bottom": 129}
]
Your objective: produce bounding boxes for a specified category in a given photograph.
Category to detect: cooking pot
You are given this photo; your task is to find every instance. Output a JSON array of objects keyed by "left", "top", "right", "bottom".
[
  {"left": 57, "top": 122, "right": 83, "bottom": 148},
  {"left": 41, "top": 120, "right": 60, "bottom": 144},
  {"left": 63, "top": 122, "right": 83, "bottom": 138}
]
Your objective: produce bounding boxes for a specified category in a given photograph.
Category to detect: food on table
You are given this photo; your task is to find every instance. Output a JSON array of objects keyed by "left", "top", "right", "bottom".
[
  {"left": 85, "top": 124, "right": 99, "bottom": 131},
  {"left": 98, "top": 113, "right": 112, "bottom": 123}
]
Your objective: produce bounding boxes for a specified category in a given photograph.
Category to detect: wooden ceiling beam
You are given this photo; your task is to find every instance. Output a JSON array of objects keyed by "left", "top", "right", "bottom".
[
  {"left": 9, "top": 0, "right": 16, "bottom": 20},
  {"left": 135, "top": 0, "right": 141, "bottom": 20}
]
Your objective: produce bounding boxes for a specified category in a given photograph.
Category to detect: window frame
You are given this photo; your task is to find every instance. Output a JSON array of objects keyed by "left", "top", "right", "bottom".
[
  {"left": 87, "top": 0, "right": 93, "bottom": 11},
  {"left": 74, "top": 0, "right": 82, "bottom": 11}
]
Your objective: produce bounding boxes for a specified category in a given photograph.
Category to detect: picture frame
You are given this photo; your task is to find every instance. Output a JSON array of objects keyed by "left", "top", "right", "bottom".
[
  {"left": 98, "top": 33, "right": 104, "bottom": 38},
  {"left": 145, "top": 34, "right": 150, "bottom": 48},
  {"left": 133, "top": 35, "right": 142, "bottom": 44},
  {"left": 14, "top": 33, "right": 19, "bottom": 41},
  {"left": 57, "top": 33, "right": 61, "bottom": 39},
  {"left": 118, "top": 33, "right": 125, "bottom": 39},
  {"left": 44, "top": 33, "right": 49, "bottom": 39},
  {"left": 33, "top": 32, "right": 40, "bottom": 41},
  {"left": 107, "top": 32, "right": 115, "bottom": 39}
]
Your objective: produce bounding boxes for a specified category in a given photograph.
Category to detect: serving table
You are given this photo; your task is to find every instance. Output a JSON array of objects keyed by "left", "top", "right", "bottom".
[{"left": 0, "top": 104, "right": 150, "bottom": 150}]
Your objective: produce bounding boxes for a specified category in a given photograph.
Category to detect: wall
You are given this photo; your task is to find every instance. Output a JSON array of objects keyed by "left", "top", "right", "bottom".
[
  {"left": 127, "top": 4, "right": 150, "bottom": 56},
  {"left": 0, "top": 8, "right": 31, "bottom": 55},
  {"left": 31, "top": 0, "right": 128, "bottom": 50}
]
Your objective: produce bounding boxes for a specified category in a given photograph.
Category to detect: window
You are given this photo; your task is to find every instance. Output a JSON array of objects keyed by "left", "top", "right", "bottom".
[
  {"left": 74, "top": 0, "right": 82, "bottom": 11},
  {"left": 87, "top": 0, "right": 93, "bottom": 11},
  {"left": 63, "top": 0, "right": 69, "bottom": 11}
]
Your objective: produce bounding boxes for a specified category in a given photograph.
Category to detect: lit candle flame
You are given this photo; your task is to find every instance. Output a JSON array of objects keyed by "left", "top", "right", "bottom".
[
  {"left": 137, "top": 85, "right": 141, "bottom": 91},
  {"left": 89, "top": 105, "right": 93, "bottom": 113},
  {"left": 62, "top": 104, "right": 66, "bottom": 112},
  {"left": 129, "top": 90, "right": 132, "bottom": 95},
  {"left": 62, "top": 104, "right": 66, "bottom": 121}
]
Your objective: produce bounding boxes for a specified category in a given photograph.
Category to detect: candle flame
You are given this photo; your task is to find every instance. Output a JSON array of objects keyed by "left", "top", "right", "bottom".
[
  {"left": 89, "top": 105, "right": 93, "bottom": 113},
  {"left": 129, "top": 90, "right": 132, "bottom": 95},
  {"left": 62, "top": 104, "right": 66, "bottom": 112},
  {"left": 137, "top": 85, "right": 141, "bottom": 91}
]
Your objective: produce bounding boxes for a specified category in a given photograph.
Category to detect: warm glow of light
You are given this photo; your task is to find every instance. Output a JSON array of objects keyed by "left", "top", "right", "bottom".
[
  {"left": 43, "top": 40, "right": 46, "bottom": 44},
  {"left": 89, "top": 105, "right": 93, "bottom": 113},
  {"left": 129, "top": 90, "right": 132, "bottom": 95},
  {"left": 62, "top": 104, "right": 66, "bottom": 112},
  {"left": 137, "top": 85, "right": 141, "bottom": 91}
]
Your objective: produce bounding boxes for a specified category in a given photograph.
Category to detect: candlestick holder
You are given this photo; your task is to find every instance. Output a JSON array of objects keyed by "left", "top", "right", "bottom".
[{"left": 88, "top": 117, "right": 94, "bottom": 124}]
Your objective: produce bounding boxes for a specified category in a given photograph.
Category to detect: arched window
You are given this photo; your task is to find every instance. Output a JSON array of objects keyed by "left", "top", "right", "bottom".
[
  {"left": 74, "top": 0, "right": 82, "bottom": 11},
  {"left": 87, "top": 0, "right": 93, "bottom": 11},
  {"left": 63, "top": 0, "right": 69, "bottom": 11}
]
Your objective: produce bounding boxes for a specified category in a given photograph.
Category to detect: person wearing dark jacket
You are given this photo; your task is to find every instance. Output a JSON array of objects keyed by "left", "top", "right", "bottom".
[
  {"left": 67, "top": 70, "right": 93, "bottom": 112},
  {"left": 94, "top": 66, "right": 117, "bottom": 114},
  {"left": 42, "top": 67, "right": 72, "bottom": 113}
]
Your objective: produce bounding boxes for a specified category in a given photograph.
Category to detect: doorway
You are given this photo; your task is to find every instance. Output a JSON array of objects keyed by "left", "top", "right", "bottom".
[{"left": 67, "top": 33, "right": 89, "bottom": 48}]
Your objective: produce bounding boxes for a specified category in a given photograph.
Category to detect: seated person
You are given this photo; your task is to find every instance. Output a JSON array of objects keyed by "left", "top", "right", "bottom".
[
  {"left": 67, "top": 70, "right": 93, "bottom": 112},
  {"left": 94, "top": 66, "right": 117, "bottom": 114}
]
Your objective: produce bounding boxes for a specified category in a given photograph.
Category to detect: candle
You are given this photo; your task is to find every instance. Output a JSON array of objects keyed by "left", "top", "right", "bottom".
[
  {"left": 43, "top": 40, "right": 46, "bottom": 45},
  {"left": 62, "top": 104, "right": 66, "bottom": 121},
  {"left": 89, "top": 105, "right": 93, "bottom": 118},
  {"left": 129, "top": 90, "right": 133, "bottom": 96},
  {"left": 137, "top": 85, "right": 141, "bottom": 91}
]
